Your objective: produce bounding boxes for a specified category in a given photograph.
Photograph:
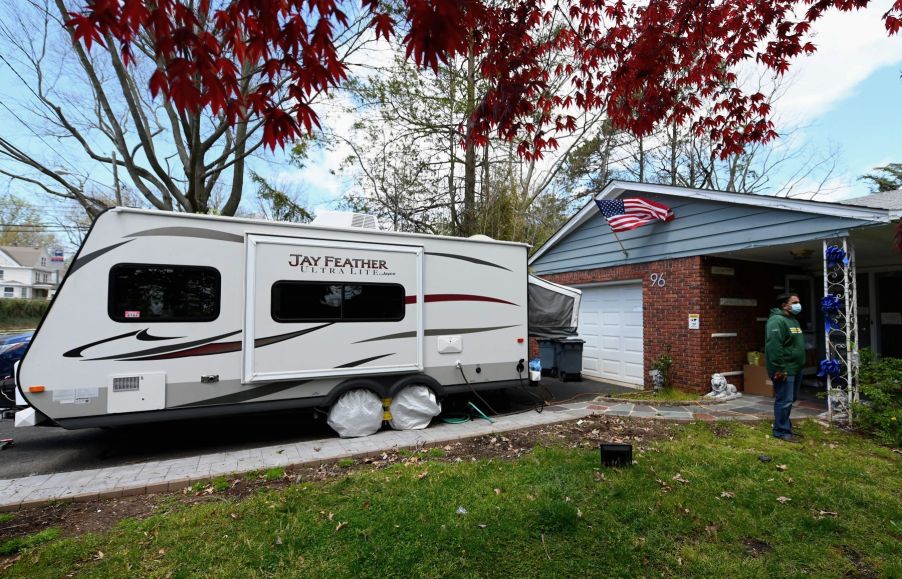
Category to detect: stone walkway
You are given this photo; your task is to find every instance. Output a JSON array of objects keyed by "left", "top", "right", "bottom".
[
  {"left": 587, "top": 395, "right": 825, "bottom": 422},
  {"left": 0, "top": 394, "right": 823, "bottom": 511}
]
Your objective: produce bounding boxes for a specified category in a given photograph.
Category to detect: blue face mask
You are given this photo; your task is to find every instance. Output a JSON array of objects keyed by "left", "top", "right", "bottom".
[{"left": 789, "top": 303, "right": 802, "bottom": 315}]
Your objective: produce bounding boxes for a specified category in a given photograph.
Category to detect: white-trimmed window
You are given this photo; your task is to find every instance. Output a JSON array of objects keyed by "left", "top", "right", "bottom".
[
  {"left": 3, "top": 287, "right": 13, "bottom": 298},
  {"left": 41, "top": 257, "right": 47, "bottom": 266},
  {"left": 0, "top": 269, "right": 3, "bottom": 279},
  {"left": 20, "top": 288, "right": 27, "bottom": 298}
]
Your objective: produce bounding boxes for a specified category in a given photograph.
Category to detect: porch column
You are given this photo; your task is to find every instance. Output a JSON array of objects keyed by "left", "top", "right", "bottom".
[{"left": 822, "top": 237, "right": 859, "bottom": 423}]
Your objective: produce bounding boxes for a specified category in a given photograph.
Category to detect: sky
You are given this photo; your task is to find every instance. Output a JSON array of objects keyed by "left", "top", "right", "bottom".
[
  {"left": 0, "top": 0, "right": 900, "bottom": 227},
  {"left": 755, "top": 0, "right": 902, "bottom": 200}
]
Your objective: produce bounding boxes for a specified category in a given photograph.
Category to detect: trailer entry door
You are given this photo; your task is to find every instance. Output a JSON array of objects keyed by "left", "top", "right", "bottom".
[{"left": 243, "top": 235, "right": 423, "bottom": 383}]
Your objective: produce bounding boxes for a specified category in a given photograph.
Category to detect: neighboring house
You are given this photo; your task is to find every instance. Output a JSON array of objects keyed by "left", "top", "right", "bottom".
[
  {"left": 529, "top": 182, "right": 902, "bottom": 392},
  {"left": 0, "top": 246, "right": 64, "bottom": 300}
]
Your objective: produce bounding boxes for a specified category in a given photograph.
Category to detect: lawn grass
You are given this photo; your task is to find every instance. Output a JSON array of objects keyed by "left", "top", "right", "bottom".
[
  {"left": 610, "top": 387, "right": 702, "bottom": 402},
  {"left": 5, "top": 421, "right": 900, "bottom": 577},
  {"left": 0, "top": 528, "right": 60, "bottom": 556}
]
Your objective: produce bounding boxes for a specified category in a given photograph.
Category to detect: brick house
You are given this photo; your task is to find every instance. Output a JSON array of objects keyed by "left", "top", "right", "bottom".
[
  {"left": 0, "top": 246, "right": 63, "bottom": 300},
  {"left": 529, "top": 182, "right": 902, "bottom": 392}
]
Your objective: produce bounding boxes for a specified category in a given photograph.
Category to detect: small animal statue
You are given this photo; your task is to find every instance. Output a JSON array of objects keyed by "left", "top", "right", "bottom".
[
  {"left": 829, "top": 390, "right": 849, "bottom": 419},
  {"left": 705, "top": 373, "right": 742, "bottom": 401},
  {"left": 649, "top": 369, "right": 665, "bottom": 391}
]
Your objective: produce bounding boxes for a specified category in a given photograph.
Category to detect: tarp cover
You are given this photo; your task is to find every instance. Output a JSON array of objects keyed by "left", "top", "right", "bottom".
[
  {"left": 327, "top": 389, "right": 384, "bottom": 438},
  {"left": 389, "top": 385, "right": 441, "bottom": 430},
  {"left": 528, "top": 275, "right": 582, "bottom": 338}
]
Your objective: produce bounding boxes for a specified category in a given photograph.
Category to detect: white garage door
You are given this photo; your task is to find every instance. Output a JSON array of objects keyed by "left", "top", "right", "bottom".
[{"left": 577, "top": 283, "right": 643, "bottom": 386}]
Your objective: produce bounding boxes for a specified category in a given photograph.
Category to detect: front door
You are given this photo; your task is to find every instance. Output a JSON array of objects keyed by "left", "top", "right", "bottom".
[{"left": 243, "top": 234, "right": 423, "bottom": 383}]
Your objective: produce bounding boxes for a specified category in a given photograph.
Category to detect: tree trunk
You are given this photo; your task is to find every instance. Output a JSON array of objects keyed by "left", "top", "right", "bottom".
[{"left": 462, "top": 37, "right": 477, "bottom": 237}]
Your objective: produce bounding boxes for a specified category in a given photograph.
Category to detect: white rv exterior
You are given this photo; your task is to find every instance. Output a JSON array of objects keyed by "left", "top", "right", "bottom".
[{"left": 17, "top": 209, "right": 530, "bottom": 429}]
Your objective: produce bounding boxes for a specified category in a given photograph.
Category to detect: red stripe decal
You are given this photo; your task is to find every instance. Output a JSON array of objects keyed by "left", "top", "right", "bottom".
[
  {"left": 134, "top": 341, "right": 241, "bottom": 360},
  {"left": 406, "top": 294, "right": 516, "bottom": 306}
]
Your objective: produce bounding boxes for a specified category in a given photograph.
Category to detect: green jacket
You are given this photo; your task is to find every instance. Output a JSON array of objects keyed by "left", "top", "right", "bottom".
[{"left": 765, "top": 308, "right": 806, "bottom": 374}]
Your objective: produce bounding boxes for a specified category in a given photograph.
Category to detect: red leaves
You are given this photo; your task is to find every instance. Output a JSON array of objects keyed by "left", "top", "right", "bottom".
[
  {"left": 372, "top": 12, "right": 395, "bottom": 41},
  {"left": 65, "top": 0, "right": 900, "bottom": 157},
  {"left": 148, "top": 69, "right": 167, "bottom": 98},
  {"left": 886, "top": 0, "right": 902, "bottom": 34},
  {"left": 67, "top": 13, "right": 105, "bottom": 50}
]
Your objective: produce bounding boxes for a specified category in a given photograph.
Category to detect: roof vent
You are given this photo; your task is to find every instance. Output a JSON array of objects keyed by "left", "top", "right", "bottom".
[{"left": 312, "top": 211, "right": 379, "bottom": 230}]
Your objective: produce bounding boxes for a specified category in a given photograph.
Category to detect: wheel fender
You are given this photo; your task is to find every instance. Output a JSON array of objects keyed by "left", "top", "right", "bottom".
[
  {"left": 323, "top": 378, "right": 387, "bottom": 407},
  {"left": 388, "top": 374, "right": 444, "bottom": 399}
]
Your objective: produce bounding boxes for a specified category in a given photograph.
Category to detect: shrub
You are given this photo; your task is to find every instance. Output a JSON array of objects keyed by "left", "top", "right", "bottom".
[
  {"left": 853, "top": 349, "right": 902, "bottom": 447},
  {"left": 652, "top": 345, "right": 673, "bottom": 389},
  {"left": 0, "top": 298, "right": 50, "bottom": 320}
]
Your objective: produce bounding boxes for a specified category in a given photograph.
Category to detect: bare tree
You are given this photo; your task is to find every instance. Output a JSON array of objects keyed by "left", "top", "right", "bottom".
[
  {"left": 336, "top": 17, "right": 603, "bottom": 240},
  {"left": 0, "top": 0, "right": 373, "bottom": 218}
]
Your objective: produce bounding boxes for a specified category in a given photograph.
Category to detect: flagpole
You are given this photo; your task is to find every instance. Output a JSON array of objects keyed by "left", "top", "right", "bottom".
[{"left": 611, "top": 230, "right": 629, "bottom": 259}]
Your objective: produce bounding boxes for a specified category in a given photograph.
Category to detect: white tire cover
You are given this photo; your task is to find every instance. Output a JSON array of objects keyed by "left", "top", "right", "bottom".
[
  {"left": 327, "top": 389, "right": 384, "bottom": 438},
  {"left": 389, "top": 385, "right": 441, "bottom": 430}
]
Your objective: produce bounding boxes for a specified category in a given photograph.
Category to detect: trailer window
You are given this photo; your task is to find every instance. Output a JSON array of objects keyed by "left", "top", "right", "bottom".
[
  {"left": 109, "top": 264, "right": 220, "bottom": 322},
  {"left": 271, "top": 282, "right": 405, "bottom": 323}
]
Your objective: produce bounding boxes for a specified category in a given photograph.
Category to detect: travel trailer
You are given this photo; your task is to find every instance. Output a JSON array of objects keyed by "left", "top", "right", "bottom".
[{"left": 15, "top": 209, "right": 579, "bottom": 433}]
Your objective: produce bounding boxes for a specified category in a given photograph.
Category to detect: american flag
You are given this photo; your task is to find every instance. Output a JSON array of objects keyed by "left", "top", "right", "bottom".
[{"left": 595, "top": 197, "right": 675, "bottom": 232}]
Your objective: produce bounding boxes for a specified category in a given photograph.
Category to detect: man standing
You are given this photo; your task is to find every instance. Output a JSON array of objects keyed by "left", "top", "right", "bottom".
[{"left": 765, "top": 293, "right": 806, "bottom": 442}]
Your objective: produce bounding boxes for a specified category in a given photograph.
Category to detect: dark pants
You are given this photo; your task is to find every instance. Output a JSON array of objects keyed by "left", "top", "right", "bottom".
[{"left": 770, "top": 372, "right": 803, "bottom": 438}]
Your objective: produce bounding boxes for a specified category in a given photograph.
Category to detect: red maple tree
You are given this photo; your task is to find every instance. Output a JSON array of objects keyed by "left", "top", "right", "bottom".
[{"left": 67, "top": 0, "right": 902, "bottom": 158}]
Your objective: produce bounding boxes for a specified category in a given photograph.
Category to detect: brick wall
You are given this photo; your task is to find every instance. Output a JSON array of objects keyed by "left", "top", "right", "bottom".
[
  {"left": 535, "top": 255, "right": 803, "bottom": 393},
  {"left": 541, "top": 256, "right": 708, "bottom": 391}
]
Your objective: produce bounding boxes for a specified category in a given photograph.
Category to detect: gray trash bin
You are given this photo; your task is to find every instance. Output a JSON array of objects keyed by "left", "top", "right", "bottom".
[
  {"left": 555, "top": 338, "right": 584, "bottom": 382},
  {"left": 538, "top": 339, "right": 558, "bottom": 376}
]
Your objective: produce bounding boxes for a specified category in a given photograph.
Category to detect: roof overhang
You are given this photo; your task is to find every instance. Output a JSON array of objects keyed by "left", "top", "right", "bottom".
[
  {"left": 529, "top": 181, "right": 895, "bottom": 265},
  {"left": 710, "top": 221, "right": 901, "bottom": 270}
]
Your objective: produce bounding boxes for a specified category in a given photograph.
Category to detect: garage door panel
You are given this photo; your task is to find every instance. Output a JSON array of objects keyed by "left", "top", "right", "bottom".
[
  {"left": 623, "top": 337, "right": 643, "bottom": 353},
  {"left": 577, "top": 283, "right": 643, "bottom": 386},
  {"left": 601, "top": 312, "right": 621, "bottom": 325},
  {"left": 600, "top": 360, "right": 622, "bottom": 375},
  {"left": 624, "top": 362, "right": 644, "bottom": 381}
]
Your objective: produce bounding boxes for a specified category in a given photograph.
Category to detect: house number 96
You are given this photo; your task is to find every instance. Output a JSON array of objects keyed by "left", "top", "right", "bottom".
[{"left": 650, "top": 273, "right": 665, "bottom": 287}]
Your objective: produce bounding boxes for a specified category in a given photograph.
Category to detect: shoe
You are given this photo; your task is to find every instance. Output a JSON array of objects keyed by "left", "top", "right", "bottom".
[{"left": 775, "top": 434, "right": 802, "bottom": 443}]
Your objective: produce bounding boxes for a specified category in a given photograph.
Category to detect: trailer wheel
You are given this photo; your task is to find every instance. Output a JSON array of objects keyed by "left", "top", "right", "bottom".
[
  {"left": 326, "top": 389, "right": 384, "bottom": 438},
  {"left": 389, "top": 385, "right": 441, "bottom": 430}
]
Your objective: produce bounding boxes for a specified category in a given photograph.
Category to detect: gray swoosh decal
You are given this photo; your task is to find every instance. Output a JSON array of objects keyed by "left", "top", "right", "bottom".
[
  {"left": 255, "top": 324, "right": 334, "bottom": 347},
  {"left": 87, "top": 330, "right": 242, "bottom": 361},
  {"left": 63, "top": 330, "right": 141, "bottom": 358},
  {"left": 68, "top": 240, "right": 133, "bottom": 275},
  {"left": 426, "top": 252, "right": 511, "bottom": 271},
  {"left": 127, "top": 227, "right": 244, "bottom": 243},
  {"left": 334, "top": 353, "right": 393, "bottom": 367},
  {"left": 354, "top": 325, "right": 520, "bottom": 343},
  {"left": 174, "top": 353, "right": 394, "bottom": 407}
]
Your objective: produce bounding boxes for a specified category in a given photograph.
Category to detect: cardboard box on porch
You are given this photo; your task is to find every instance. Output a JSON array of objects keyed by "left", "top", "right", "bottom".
[{"left": 743, "top": 364, "right": 773, "bottom": 397}]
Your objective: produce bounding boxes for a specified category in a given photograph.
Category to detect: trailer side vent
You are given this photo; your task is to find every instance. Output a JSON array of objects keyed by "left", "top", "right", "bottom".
[{"left": 112, "top": 376, "right": 141, "bottom": 392}]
